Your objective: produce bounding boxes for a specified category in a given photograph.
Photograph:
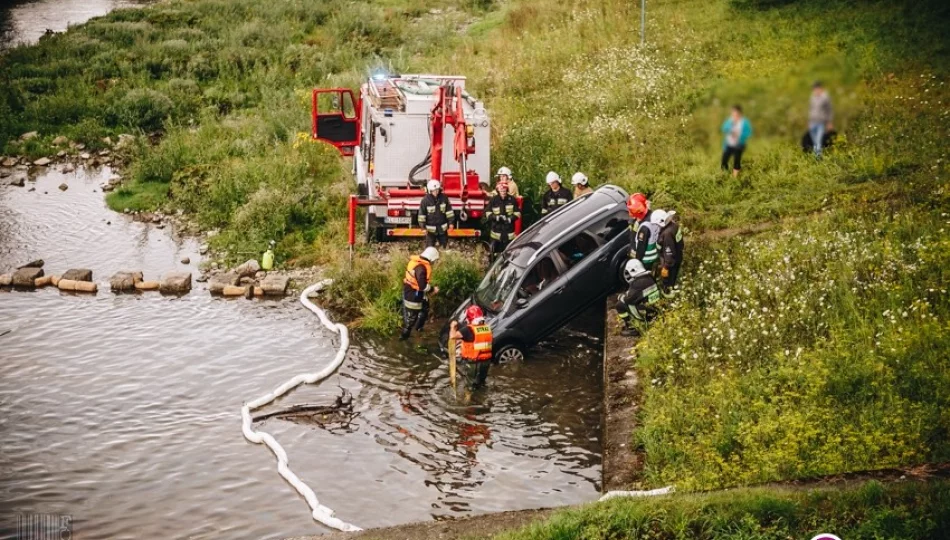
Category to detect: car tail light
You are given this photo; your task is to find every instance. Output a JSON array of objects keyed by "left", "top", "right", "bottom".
[
  {"left": 469, "top": 210, "right": 482, "bottom": 219},
  {"left": 388, "top": 208, "right": 403, "bottom": 217}
]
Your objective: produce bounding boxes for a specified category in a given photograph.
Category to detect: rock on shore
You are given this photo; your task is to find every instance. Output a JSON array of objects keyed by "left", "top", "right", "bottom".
[{"left": 160, "top": 271, "right": 192, "bottom": 294}]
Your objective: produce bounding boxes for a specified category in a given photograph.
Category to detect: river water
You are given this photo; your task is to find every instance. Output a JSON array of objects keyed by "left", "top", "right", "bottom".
[
  {"left": 0, "top": 166, "right": 603, "bottom": 538},
  {"left": 0, "top": 0, "right": 154, "bottom": 48}
]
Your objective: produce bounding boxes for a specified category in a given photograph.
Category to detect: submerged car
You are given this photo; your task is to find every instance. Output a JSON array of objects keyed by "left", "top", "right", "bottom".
[{"left": 442, "top": 184, "right": 631, "bottom": 362}]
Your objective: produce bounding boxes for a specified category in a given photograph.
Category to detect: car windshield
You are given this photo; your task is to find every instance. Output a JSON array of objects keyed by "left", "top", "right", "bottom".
[{"left": 474, "top": 258, "right": 525, "bottom": 313}]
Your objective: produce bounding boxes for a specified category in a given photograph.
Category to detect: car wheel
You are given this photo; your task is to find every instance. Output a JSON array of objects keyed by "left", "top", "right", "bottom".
[{"left": 494, "top": 343, "right": 525, "bottom": 364}]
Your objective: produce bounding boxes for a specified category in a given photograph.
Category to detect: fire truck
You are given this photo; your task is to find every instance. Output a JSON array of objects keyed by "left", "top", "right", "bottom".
[{"left": 312, "top": 74, "right": 520, "bottom": 244}]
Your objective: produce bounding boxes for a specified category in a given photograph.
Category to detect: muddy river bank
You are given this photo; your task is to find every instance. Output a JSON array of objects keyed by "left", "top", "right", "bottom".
[{"left": 0, "top": 166, "right": 605, "bottom": 539}]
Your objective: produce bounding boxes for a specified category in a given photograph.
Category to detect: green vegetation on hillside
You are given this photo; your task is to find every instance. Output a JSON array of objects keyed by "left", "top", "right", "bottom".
[
  {"left": 494, "top": 479, "right": 950, "bottom": 540},
  {"left": 442, "top": 0, "right": 949, "bottom": 229},
  {"left": 635, "top": 201, "right": 950, "bottom": 490},
  {"left": 0, "top": 0, "right": 492, "bottom": 260}
]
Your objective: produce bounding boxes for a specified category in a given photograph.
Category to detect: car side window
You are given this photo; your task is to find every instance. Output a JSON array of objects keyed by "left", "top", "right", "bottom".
[
  {"left": 555, "top": 232, "right": 599, "bottom": 269},
  {"left": 590, "top": 216, "right": 628, "bottom": 242},
  {"left": 519, "top": 256, "right": 561, "bottom": 299}
]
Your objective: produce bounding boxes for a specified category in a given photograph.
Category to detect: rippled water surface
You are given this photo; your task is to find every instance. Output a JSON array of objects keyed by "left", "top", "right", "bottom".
[
  {"left": 0, "top": 167, "right": 604, "bottom": 539},
  {"left": 0, "top": 0, "right": 154, "bottom": 48}
]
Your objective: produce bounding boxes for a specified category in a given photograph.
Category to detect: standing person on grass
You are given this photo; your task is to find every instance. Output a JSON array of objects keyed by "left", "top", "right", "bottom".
[
  {"left": 720, "top": 105, "right": 752, "bottom": 178},
  {"left": 808, "top": 81, "right": 833, "bottom": 159}
]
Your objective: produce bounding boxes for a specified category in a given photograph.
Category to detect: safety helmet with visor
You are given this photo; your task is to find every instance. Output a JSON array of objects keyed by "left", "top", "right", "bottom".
[
  {"left": 623, "top": 259, "right": 649, "bottom": 283},
  {"left": 421, "top": 247, "right": 440, "bottom": 263}
]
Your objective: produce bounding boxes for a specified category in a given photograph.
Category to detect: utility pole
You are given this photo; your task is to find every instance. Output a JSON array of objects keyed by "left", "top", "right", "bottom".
[{"left": 640, "top": 0, "right": 646, "bottom": 46}]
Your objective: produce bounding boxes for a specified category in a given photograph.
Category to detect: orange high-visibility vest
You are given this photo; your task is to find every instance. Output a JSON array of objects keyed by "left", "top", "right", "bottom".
[
  {"left": 460, "top": 324, "right": 493, "bottom": 362},
  {"left": 403, "top": 256, "right": 432, "bottom": 292}
]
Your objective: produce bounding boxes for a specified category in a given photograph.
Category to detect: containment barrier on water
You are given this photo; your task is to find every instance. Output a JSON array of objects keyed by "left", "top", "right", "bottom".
[
  {"left": 240, "top": 280, "right": 361, "bottom": 533},
  {"left": 598, "top": 485, "right": 674, "bottom": 502},
  {"left": 57, "top": 278, "right": 97, "bottom": 293}
]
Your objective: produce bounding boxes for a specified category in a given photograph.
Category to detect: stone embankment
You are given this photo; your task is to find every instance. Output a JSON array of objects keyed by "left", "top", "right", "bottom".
[{"left": 1, "top": 259, "right": 291, "bottom": 298}]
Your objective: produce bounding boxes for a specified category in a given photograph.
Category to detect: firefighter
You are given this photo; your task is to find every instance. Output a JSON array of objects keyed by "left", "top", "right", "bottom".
[
  {"left": 418, "top": 179, "right": 454, "bottom": 248},
  {"left": 400, "top": 247, "right": 440, "bottom": 340},
  {"left": 487, "top": 180, "right": 520, "bottom": 261},
  {"left": 615, "top": 259, "right": 661, "bottom": 337},
  {"left": 494, "top": 166, "right": 520, "bottom": 197},
  {"left": 652, "top": 209, "right": 685, "bottom": 297},
  {"left": 541, "top": 171, "right": 572, "bottom": 215},
  {"left": 449, "top": 305, "right": 493, "bottom": 389},
  {"left": 571, "top": 172, "right": 593, "bottom": 198},
  {"left": 626, "top": 192, "right": 659, "bottom": 270}
]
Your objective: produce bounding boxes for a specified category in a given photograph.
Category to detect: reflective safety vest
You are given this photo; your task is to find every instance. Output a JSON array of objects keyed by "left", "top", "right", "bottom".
[
  {"left": 403, "top": 256, "right": 432, "bottom": 292},
  {"left": 636, "top": 221, "right": 660, "bottom": 265},
  {"left": 460, "top": 324, "right": 493, "bottom": 362}
]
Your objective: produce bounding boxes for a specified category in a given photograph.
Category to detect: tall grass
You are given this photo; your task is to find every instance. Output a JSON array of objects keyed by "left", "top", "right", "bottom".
[
  {"left": 633, "top": 204, "right": 950, "bottom": 490},
  {"left": 495, "top": 479, "right": 950, "bottom": 540},
  {"left": 322, "top": 248, "right": 484, "bottom": 334}
]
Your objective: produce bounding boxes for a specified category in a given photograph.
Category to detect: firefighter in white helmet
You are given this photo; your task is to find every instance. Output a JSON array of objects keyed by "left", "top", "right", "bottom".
[
  {"left": 571, "top": 172, "right": 593, "bottom": 198},
  {"left": 418, "top": 179, "right": 454, "bottom": 248},
  {"left": 494, "top": 166, "right": 520, "bottom": 197},
  {"left": 487, "top": 179, "right": 520, "bottom": 261},
  {"left": 652, "top": 209, "right": 685, "bottom": 297},
  {"left": 615, "top": 259, "right": 661, "bottom": 337},
  {"left": 401, "top": 246, "right": 441, "bottom": 340},
  {"left": 541, "top": 171, "right": 572, "bottom": 216}
]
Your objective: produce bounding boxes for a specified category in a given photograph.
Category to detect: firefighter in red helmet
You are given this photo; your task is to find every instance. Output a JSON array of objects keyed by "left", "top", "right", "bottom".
[
  {"left": 626, "top": 192, "right": 659, "bottom": 270},
  {"left": 450, "top": 305, "right": 493, "bottom": 390}
]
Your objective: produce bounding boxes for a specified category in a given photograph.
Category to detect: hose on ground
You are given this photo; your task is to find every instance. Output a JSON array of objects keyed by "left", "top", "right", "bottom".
[
  {"left": 241, "top": 280, "right": 361, "bottom": 533},
  {"left": 599, "top": 486, "right": 674, "bottom": 502}
]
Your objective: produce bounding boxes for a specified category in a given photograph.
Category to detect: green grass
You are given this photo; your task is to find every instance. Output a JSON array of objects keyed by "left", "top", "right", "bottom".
[
  {"left": 107, "top": 179, "right": 171, "bottom": 211},
  {"left": 322, "top": 247, "right": 484, "bottom": 334},
  {"left": 632, "top": 200, "right": 950, "bottom": 491},
  {"left": 493, "top": 479, "right": 950, "bottom": 540}
]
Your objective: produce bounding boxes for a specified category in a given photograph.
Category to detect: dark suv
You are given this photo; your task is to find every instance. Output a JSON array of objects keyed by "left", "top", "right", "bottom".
[{"left": 442, "top": 185, "right": 631, "bottom": 362}]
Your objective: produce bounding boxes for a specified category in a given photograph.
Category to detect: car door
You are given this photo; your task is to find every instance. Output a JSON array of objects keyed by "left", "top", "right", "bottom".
[
  {"left": 540, "top": 230, "right": 605, "bottom": 335},
  {"left": 504, "top": 254, "right": 567, "bottom": 344}
]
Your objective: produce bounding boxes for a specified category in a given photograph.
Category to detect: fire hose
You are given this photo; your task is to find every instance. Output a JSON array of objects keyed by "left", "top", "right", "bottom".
[{"left": 241, "top": 280, "right": 361, "bottom": 532}]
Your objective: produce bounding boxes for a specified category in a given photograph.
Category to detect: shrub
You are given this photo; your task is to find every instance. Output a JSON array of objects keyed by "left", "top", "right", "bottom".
[{"left": 109, "top": 88, "right": 174, "bottom": 131}]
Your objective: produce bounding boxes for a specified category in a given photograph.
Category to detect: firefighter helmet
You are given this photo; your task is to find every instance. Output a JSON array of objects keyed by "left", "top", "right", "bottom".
[
  {"left": 626, "top": 193, "right": 649, "bottom": 220},
  {"left": 545, "top": 171, "right": 561, "bottom": 185},
  {"left": 465, "top": 305, "right": 485, "bottom": 324},
  {"left": 623, "top": 259, "right": 648, "bottom": 283},
  {"left": 427, "top": 179, "right": 442, "bottom": 192},
  {"left": 496, "top": 166, "right": 512, "bottom": 178},
  {"left": 571, "top": 172, "right": 589, "bottom": 186},
  {"left": 651, "top": 209, "right": 669, "bottom": 226},
  {"left": 421, "top": 247, "right": 440, "bottom": 263}
]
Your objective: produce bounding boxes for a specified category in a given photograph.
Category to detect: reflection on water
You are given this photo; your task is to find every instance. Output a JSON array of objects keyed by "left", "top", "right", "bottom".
[
  {"left": 0, "top": 167, "right": 603, "bottom": 539},
  {"left": 0, "top": 0, "right": 154, "bottom": 49}
]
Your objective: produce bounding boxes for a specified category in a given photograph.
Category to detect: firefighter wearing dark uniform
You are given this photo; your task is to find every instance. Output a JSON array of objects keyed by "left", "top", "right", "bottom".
[
  {"left": 450, "top": 305, "right": 493, "bottom": 389},
  {"left": 626, "top": 193, "right": 659, "bottom": 270},
  {"left": 400, "top": 247, "right": 440, "bottom": 340},
  {"left": 418, "top": 179, "right": 454, "bottom": 248},
  {"left": 487, "top": 180, "right": 520, "bottom": 260},
  {"left": 653, "top": 209, "right": 684, "bottom": 297},
  {"left": 540, "top": 171, "right": 572, "bottom": 216},
  {"left": 616, "top": 259, "right": 661, "bottom": 337}
]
